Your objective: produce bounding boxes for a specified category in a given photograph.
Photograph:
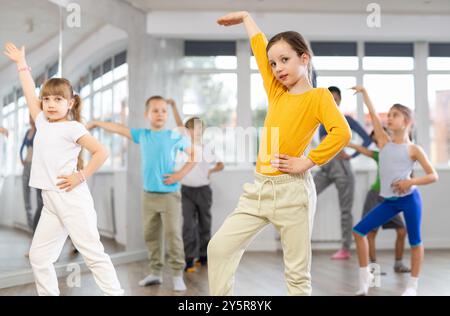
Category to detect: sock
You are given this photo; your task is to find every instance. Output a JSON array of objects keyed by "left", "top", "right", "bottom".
[
  {"left": 394, "top": 260, "right": 403, "bottom": 267},
  {"left": 407, "top": 277, "right": 419, "bottom": 289},
  {"left": 173, "top": 276, "right": 187, "bottom": 292},
  {"left": 402, "top": 277, "right": 419, "bottom": 296},
  {"left": 356, "top": 267, "right": 371, "bottom": 296}
]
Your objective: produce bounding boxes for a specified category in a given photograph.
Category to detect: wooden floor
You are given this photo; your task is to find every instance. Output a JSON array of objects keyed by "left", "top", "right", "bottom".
[
  {"left": 0, "top": 226, "right": 125, "bottom": 275},
  {"left": 1, "top": 249, "right": 449, "bottom": 296}
]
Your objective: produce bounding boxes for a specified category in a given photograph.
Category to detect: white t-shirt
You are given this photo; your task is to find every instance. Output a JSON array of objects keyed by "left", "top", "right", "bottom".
[
  {"left": 29, "top": 111, "right": 89, "bottom": 191},
  {"left": 179, "top": 143, "right": 221, "bottom": 188}
]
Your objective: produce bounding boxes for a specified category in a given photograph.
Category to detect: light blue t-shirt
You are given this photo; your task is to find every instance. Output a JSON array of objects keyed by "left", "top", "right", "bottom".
[{"left": 130, "top": 128, "right": 190, "bottom": 193}]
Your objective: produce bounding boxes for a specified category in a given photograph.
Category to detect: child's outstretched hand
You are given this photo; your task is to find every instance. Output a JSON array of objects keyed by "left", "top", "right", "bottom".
[
  {"left": 350, "top": 85, "right": 366, "bottom": 95},
  {"left": 4, "top": 42, "right": 26, "bottom": 64},
  {"left": 86, "top": 121, "right": 97, "bottom": 131},
  {"left": 217, "top": 11, "right": 249, "bottom": 26}
]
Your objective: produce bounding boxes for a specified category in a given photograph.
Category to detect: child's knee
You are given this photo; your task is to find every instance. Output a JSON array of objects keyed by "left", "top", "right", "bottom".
[
  {"left": 353, "top": 230, "right": 365, "bottom": 240},
  {"left": 29, "top": 247, "right": 47, "bottom": 267},
  {"left": 367, "top": 231, "right": 376, "bottom": 241},
  {"left": 207, "top": 234, "right": 229, "bottom": 259},
  {"left": 397, "top": 228, "right": 407, "bottom": 238}
]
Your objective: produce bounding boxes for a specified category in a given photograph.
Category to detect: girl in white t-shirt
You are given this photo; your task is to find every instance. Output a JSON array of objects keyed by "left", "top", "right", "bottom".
[
  {"left": 4, "top": 43, "right": 123, "bottom": 296},
  {"left": 169, "top": 100, "right": 224, "bottom": 272}
]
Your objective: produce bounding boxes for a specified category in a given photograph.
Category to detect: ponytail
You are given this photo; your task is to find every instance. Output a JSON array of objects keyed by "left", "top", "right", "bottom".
[
  {"left": 71, "top": 94, "right": 84, "bottom": 171},
  {"left": 71, "top": 94, "right": 83, "bottom": 123}
]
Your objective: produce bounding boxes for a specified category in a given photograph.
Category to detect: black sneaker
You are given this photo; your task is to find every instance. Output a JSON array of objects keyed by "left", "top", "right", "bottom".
[
  {"left": 184, "top": 259, "right": 196, "bottom": 272},
  {"left": 198, "top": 256, "right": 207, "bottom": 266}
]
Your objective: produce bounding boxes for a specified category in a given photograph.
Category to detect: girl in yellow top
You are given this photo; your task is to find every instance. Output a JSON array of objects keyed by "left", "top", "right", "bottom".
[{"left": 207, "top": 11, "right": 351, "bottom": 296}]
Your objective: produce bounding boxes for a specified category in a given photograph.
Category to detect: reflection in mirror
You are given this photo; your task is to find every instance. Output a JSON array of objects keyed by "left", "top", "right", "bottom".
[{"left": 0, "top": 0, "right": 127, "bottom": 291}]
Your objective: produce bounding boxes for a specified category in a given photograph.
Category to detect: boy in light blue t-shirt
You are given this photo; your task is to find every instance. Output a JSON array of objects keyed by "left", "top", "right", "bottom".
[{"left": 88, "top": 96, "right": 196, "bottom": 292}]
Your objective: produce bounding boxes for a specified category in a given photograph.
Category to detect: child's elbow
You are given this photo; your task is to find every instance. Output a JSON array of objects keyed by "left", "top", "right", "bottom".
[
  {"left": 432, "top": 172, "right": 439, "bottom": 183},
  {"left": 342, "top": 128, "right": 352, "bottom": 146},
  {"left": 100, "top": 146, "right": 109, "bottom": 161}
]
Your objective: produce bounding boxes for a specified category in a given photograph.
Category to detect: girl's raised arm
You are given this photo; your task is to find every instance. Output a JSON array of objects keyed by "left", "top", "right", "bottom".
[
  {"left": 218, "top": 12, "right": 281, "bottom": 102},
  {"left": 351, "top": 86, "right": 390, "bottom": 149},
  {"left": 4, "top": 43, "right": 41, "bottom": 120},
  {"left": 217, "top": 11, "right": 261, "bottom": 39}
]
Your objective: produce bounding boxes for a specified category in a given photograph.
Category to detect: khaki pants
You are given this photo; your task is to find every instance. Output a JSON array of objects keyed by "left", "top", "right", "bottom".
[
  {"left": 142, "top": 191, "right": 185, "bottom": 277},
  {"left": 208, "top": 172, "right": 316, "bottom": 296}
]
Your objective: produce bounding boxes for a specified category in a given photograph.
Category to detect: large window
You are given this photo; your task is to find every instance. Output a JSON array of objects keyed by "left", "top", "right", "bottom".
[
  {"left": 182, "top": 41, "right": 238, "bottom": 163},
  {"left": 316, "top": 76, "right": 357, "bottom": 116},
  {"left": 429, "top": 75, "right": 450, "bottom": 164},
  {"left": 182, "top": 56, "right": 237, "bottom": 70},
  {"left": 182, "top": 73, "right": 237, "bottom": 127},
  {"left": 360, "top": 42, "right": 415, "bottom": 131},
  {"left": 428, "top": 43, "right": 450, "bottom": 165},
  {"left": 250, "top": 73, "right": 267, "bottom": 129},
  {"left": 76, "top": 50, "right": 129, "bottom": 170},
  {"left": 312, "top": 42, "right": 359, "bottom": 119},
  {"left": 362, "top": 74, "right": 415, "bottom": 131},
  {"left": 428, "top": 57, "right": 450, "bottom": 71}
]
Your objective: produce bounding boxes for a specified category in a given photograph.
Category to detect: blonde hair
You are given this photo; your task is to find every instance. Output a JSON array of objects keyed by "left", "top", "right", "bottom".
[{"left": 40, "top": 78, "right": 84, "bottom": 170}]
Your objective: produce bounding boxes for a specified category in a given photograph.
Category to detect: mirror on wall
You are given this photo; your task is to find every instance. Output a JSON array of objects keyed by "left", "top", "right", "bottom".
[{"left": 0, "top": 0, "right": 127, "bottom": 288}]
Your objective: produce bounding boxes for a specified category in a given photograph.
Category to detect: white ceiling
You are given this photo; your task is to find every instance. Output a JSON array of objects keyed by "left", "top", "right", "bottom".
[
  {"left": 122, "top": 0, "right": 450, "bottom": 14},
  {"left": 0, "top": 0, "right": 103, "bottom": 70}
]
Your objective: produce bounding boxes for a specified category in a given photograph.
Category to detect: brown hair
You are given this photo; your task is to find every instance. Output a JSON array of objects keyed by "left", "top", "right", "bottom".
[
  {"left": 145, "top": 95, "right": 166, "bottom": 109},
  {"left": 266, "top": 31, "right": 314, "bottom": 83},
  {"left": 390, "top": 103, "right": 414, "bottom": 141},
  {"left": 40, "top": 78, "right": 84, "bottom": 170},
  {"left": 184, "top": 116, "right": 204, "bottom": 130}
]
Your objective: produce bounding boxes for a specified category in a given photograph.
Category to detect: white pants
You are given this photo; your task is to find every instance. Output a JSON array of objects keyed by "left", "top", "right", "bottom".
[{"left": 29, "top": 184, "right": 124, "bottom": 296}]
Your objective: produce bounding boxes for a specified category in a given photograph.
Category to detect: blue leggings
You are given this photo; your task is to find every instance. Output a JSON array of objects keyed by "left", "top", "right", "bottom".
[{"left": 353, "top": 189, "right": 422, "bottom": 247}]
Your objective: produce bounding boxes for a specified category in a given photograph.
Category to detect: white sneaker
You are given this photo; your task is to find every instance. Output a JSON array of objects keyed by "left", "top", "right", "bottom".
[
  {"left": 138, "top": 274, "right": 162, "bottom": 287},
  {"left": 355, "top": 270, "right": 375, "bottom": 296},
  {"left": 355, "top": 288, "right": 369, "bottom": 296},
  {"left": 402, "top": 287, "right": 417, "bottom": 296},
  {"left": 173, "top": 276, "right": 187, "bottom": 292}
]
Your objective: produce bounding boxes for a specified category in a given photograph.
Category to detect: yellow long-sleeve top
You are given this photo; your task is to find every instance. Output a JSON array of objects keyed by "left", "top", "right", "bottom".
[{"left": 252, "top": 33, "right": 352, "bottom": 175}]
